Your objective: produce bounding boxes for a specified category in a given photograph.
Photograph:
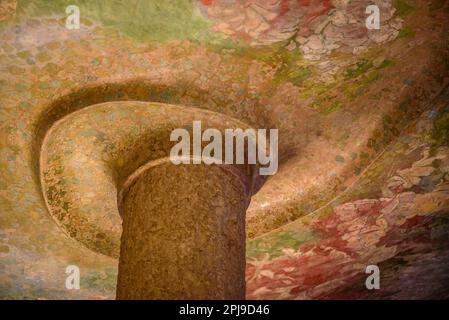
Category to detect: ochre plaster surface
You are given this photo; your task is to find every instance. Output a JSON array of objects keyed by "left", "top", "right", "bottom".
[{"left": 0, "top": 0, "right": 449, "bottom": 299}]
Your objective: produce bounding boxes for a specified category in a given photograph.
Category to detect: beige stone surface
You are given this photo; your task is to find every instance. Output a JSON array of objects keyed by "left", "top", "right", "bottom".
[
  {"left": 117, "top": 162, "right": 249, "bottom": 299},
  {"left": 0, "top": 0, "right": 16, "bottom": 22}
]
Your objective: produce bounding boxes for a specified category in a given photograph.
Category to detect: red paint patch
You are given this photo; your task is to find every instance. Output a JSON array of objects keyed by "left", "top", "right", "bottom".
[{"left": 200, "top": 0, "right": 213, "bottom": 5}]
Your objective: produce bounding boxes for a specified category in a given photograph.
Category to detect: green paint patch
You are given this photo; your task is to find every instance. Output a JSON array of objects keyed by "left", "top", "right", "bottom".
[
  {"left": 394, "top": 0, "right": 414, "bottom": 17},
  {"left": 91, "top": 58, "right": 101, "bottom": 66},
  {"left": 378, "top": 59, "right": 395, "bottom": 69},
  {"left": 342, "top": 70, "right": 381, "bottom": 100},
  {"left": 83, "top": 267, "right": 117, "bottom": 293},
  {"left": 342, "top": 82, "right": 361, "bottom": 99},
  {"left": 16, "top": 0, "right": 223, "bottom": 44},
  {"left": 299, "top": 82, "right": 333, "bottom": 100},
  {"left": 398, "top": 27, "right": 416, "bottom": 39},
  {"left": 363, "top": 70, "right": 381, "bottom": 84},
  {"left": 271, "top": 49, "right": 310, "bottom": 86},
  {"left": 221, "top": 43, "right": 312, "bottom": 87},
  {"left": 62, "top": 201, "right": 70, "bottom": 211},
  {"left": 17, "top": 51, "right": 32, "bottom": 60},
  {"left": 275, "top": 65, "right": 311, "bottom": 86},
  {"left": 38, "top": 82, "right": 49, "bottom": 90},
  {"left": 432, "top": 110, "right": 449, "bottom": 146},
  {"left": 247, "top": 230, "right": 318, "bottom": 259},
  {"left": 354, "top": 166, "right": 362, "bottom": 175},
  {"left": 344, "top": 60, "right": 373, "bottom": 79},
  {"left": 36, "top": 52, "right": 51, "bottom": 63},
  {"left": 320, "top": 101, "right": 342, "bottom": 115},
  {"left": 159, "top": 88, "right": 179, "bottom": 103},
  {"left": 212, "top": 40, "right": 279, "bottom": 63},
  {"left": 7, "top": 66, "right": 26, "bottom": 75}
]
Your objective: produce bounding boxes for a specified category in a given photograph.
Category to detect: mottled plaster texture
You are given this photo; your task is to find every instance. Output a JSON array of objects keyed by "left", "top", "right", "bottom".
[
  {"left": 118, "top": 162, "right": 249, "bottom": 299},
  {"left": 0, "top": 0, "right": 449, "bottom": 299}
]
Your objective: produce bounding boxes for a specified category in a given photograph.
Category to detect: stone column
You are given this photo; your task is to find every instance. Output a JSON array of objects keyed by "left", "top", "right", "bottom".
[{"left": 116, "top": 160, "right": 250, "bottom": 299}]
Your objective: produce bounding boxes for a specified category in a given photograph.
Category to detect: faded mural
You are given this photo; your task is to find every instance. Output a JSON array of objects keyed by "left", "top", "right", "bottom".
[{"left": 0, "top": 0, "right": 449, "bottom": 299}]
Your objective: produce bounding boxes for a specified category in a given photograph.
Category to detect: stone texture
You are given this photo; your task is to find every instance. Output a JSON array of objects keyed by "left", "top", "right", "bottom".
[
  {"left": 41, "top": 101, "right": 259, "bottom": 258},
  {"left": 246, "top": 98, "right": 449, "bottom": 299},
  {"left": 197, "top": 0, "right": 403, "bottom": 61},
  {"left": 117, "top": 162, "right": 249, "bottom": 299},
  {"left": 0, "top": 0, "right": 16, "bottom": 22},
  {"left": 0, "top": 0, "right": 448, "bottom": 300}
]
